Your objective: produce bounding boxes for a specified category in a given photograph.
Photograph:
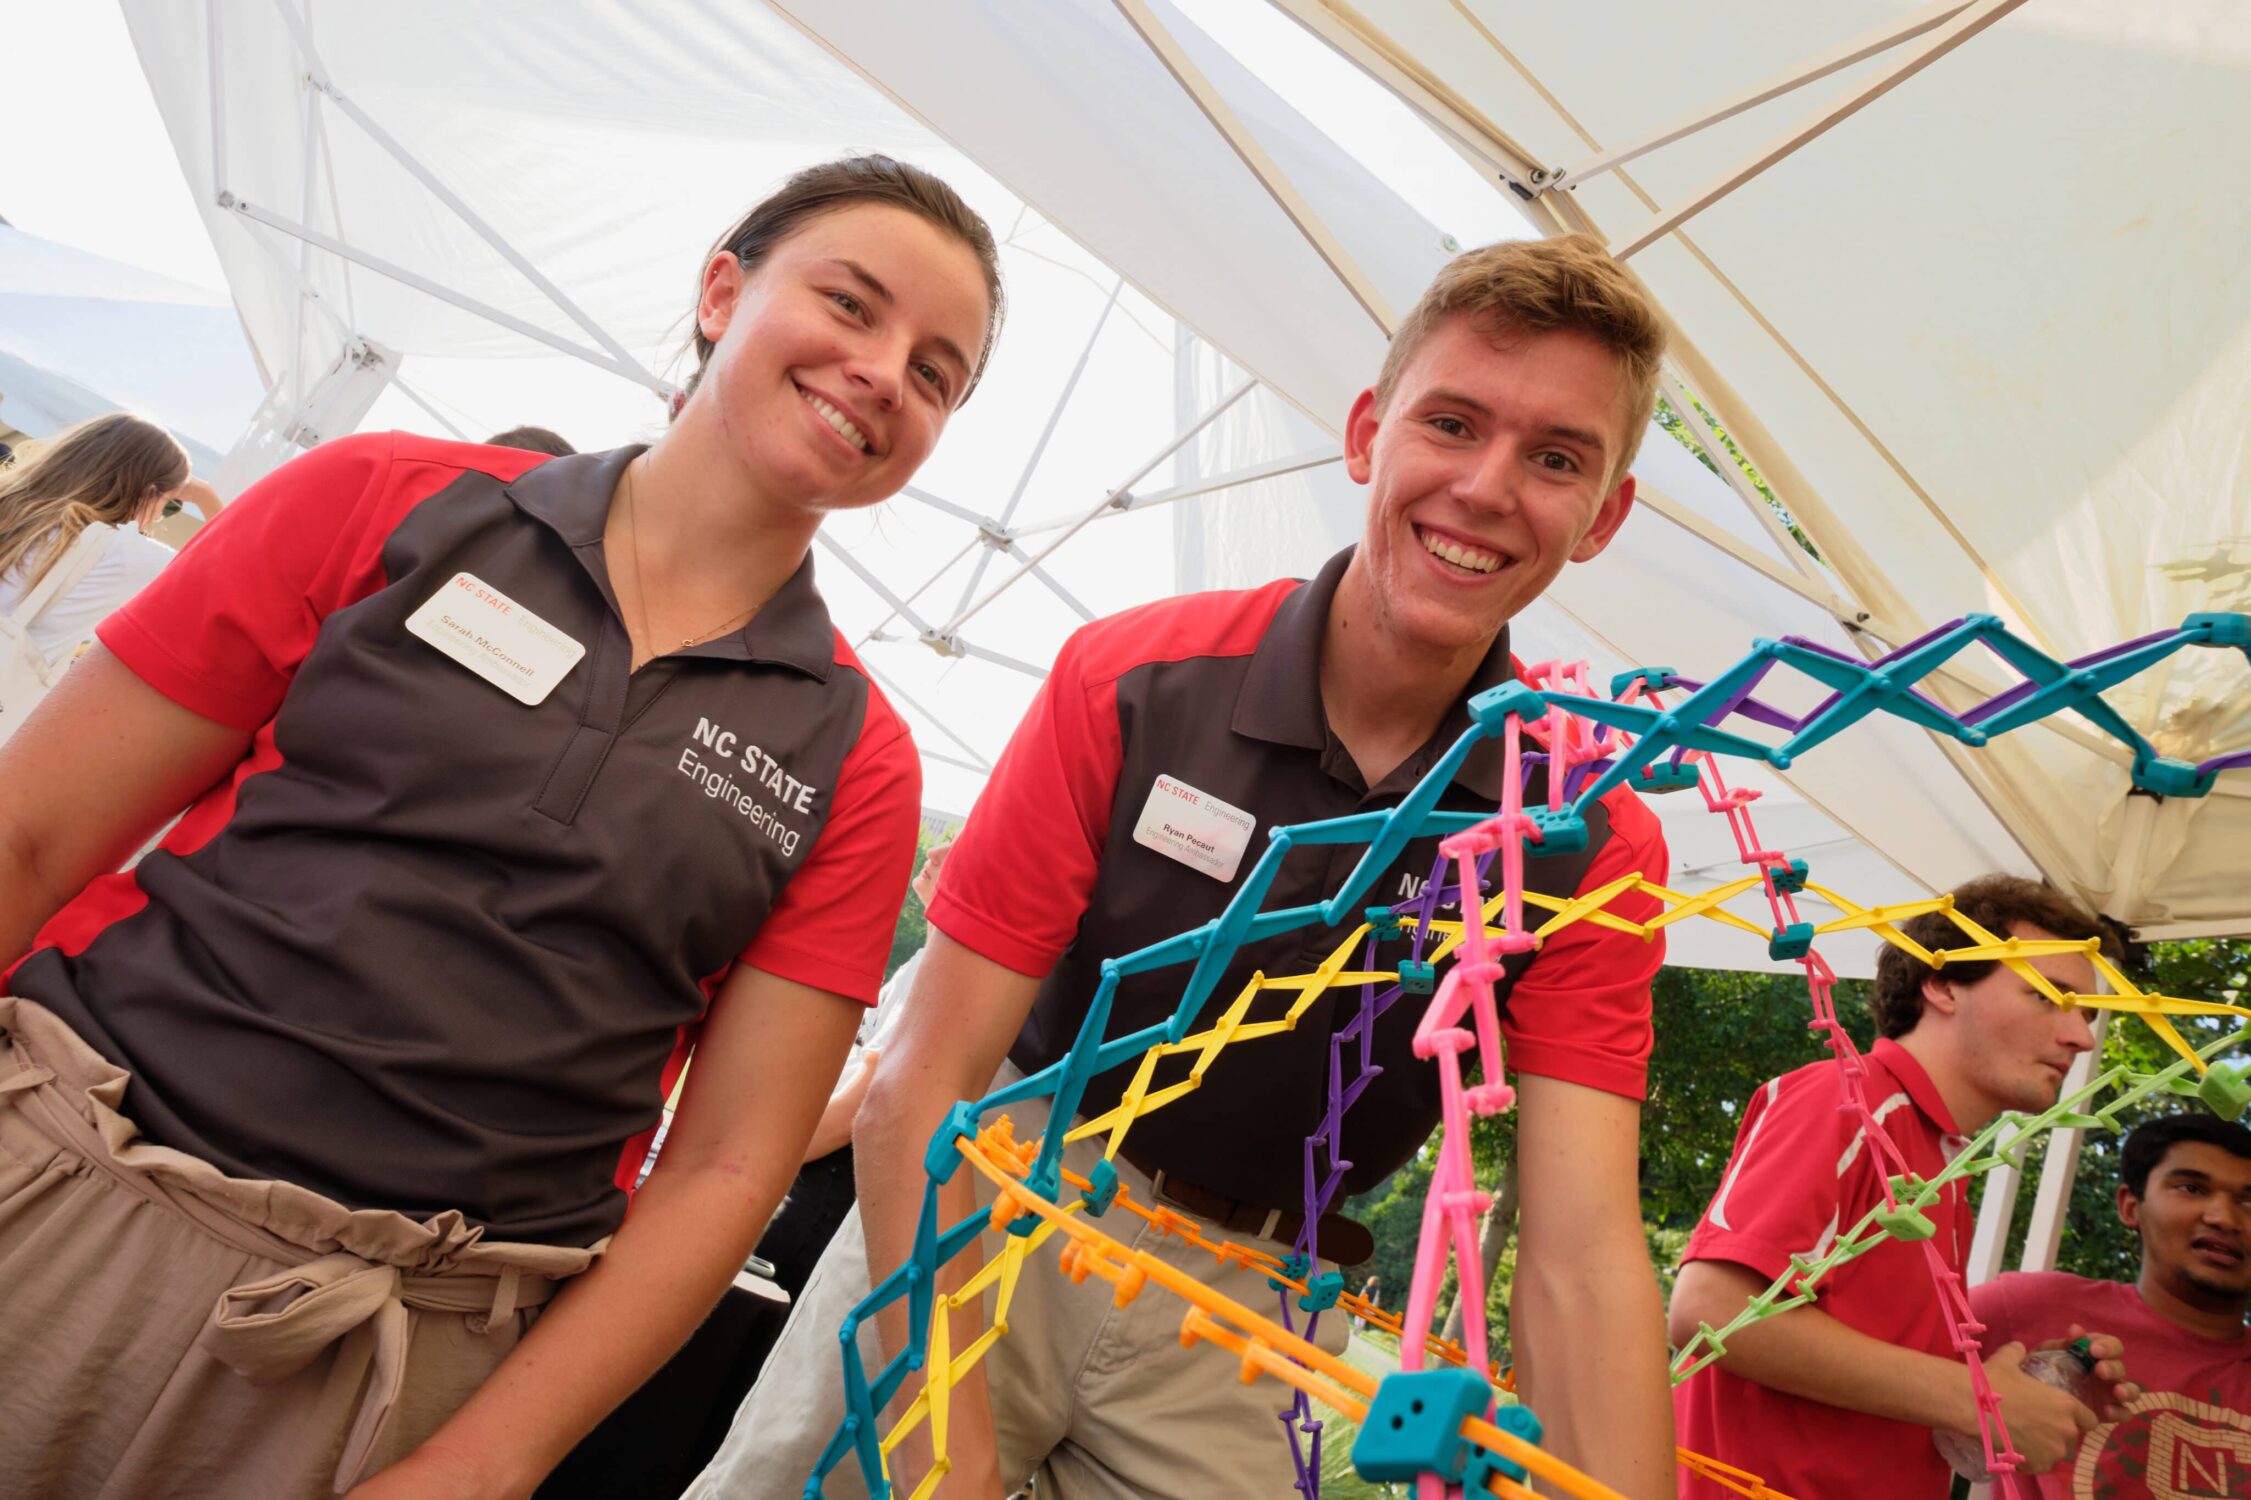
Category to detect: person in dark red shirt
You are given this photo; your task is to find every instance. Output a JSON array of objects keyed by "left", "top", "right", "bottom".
[
  {"left": 705, "top": 235, "right": 1683, "bottom": 1499},
  {"left": 0, "top": 156, "right": 1001, "bottom": 1499},
  {"left": 1973, "top": 1113, "right": 2251, "bottom": 1500},
  {"left": 1670, "top": 875, "right": 2139, "bottom": 1498}
]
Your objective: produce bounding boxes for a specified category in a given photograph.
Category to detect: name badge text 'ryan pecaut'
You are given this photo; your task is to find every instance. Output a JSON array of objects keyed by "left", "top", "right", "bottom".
[{"left": 1132, "top": 773, "right": 1254, "bottom": 882}]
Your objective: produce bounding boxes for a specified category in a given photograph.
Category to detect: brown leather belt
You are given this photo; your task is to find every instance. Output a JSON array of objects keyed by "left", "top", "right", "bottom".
[{"left": 1119, "top": 1145, "right": 1374, "bottom": 1268}]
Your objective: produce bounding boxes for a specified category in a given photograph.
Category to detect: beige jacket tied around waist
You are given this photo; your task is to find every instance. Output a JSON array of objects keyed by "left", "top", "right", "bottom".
[{"left": 0, "top": 994, "right": 600, "bottom": 1495}]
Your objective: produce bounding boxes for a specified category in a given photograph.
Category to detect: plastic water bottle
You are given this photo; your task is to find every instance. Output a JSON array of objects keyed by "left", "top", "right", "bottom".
[{"left": 1935, "top": 1337, "right": 2102, "bottom": 1481}]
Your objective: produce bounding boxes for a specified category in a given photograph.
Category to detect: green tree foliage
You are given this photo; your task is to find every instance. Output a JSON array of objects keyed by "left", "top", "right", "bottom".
[
  {"left": 1641, "top": 964, "right": 1876, "bottom": 1236},
  {"left": 884, "top": 829, "right": 954, "bottom": 980}
]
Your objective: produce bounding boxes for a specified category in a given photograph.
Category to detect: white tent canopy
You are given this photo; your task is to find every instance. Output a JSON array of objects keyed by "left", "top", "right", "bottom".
[
  {"left": 119, "top": 1, "right": 2247, "bottom": 971},
  {"left": 763, "top": 0, "right": 2250, "bottom": 941},
  {"left": 0, "top": 223, "right": 264, "bottom": 469}
]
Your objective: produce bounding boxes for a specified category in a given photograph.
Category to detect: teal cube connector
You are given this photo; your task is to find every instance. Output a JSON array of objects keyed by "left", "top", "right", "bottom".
[
  {"left": 1079, "top": 1157, "right": 1121, "bottom": 1217},
  {"left": 1398, "top": 960, "right": 1437, "bottom": 995},
  {"left": 1464, "top": 1403, "right": 1546, "bottom": 1490},
  {"left": 1468, "top": 681, "right": 1549, "bottom": 730},
  {"left": 1768, "top": 922, "right": 1815, "bottom": 961},
  {"left": 1630, "top": 759, "right": 1700, "bottom": 794},
  {"left": 1609, "top": 665, "right": 1676, "bottom": 698},
  {"left": 1525, "top": 808, "right": 1587, "bottom": 855},
  {"left": 1364, "top": 904, "right": 1404, "bottom": 941},
  {"left": 1267, "top": 1252, "right": 1311, "bottom": 1293},
  {"left": 2186, "top": 612, "right": 2251, "bottom": 650},
  {"left": 1352, "top": 1367, "right": 1492, "bottom": 1484},
  {"left": 2132, "top": 754, "right": 2212, "bottom": 798},
  {"left": 922, "top": 1101, "right": 981, "bottom": 1184},
  {"left": 1298, "top": 1269, "right": 1346, "bottom": 1312},
  {"left": 2199, "top": 1067, "right": 2251, "bottom": 1122},
  {"left": 1770, "top": 858, "right": 1811, "bottom": 894}
]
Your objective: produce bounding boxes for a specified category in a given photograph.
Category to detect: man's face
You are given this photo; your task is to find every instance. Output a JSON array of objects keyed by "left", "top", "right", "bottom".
[
  {"left": 2123, "top": 1141, "right": 2251, "bottom": 1303},
  {"left": 1934, "top": 923, "right": 2099, "bottom": 1118},
  {"left": 1343, "top": 317, "right": 1639, "bottom": 656}
]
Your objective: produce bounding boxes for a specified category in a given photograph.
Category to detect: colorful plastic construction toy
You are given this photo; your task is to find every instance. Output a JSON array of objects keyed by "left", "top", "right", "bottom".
[{"left": 808, "top": 613, "right": 2251, "bottom": 1500}]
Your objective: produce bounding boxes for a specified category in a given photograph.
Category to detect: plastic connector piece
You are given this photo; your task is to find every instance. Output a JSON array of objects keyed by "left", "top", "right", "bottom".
[
  {"left": 1525, "top": 808, "right": 1587, "bottom": 855},
  {"left": 1267, "top": 1252, "right": 1311, "bottom": 1293},
  {"left": 1872, "top": 1201, "right": 1936, "bottom": 1241},
  {"left": 922, "top": 1101, "right": 981, "bottom": 1184},
  {"left": 1298, "top": 1269, "right": 1346, "bottom": 1312},
  {"left": 1351, "top": 1367, "right": 1492, "bottom": 1484},
  {"left": 1770, "top": 858, "right": 1811, "bottom": 894},
  {"left": 1629, "top": 759, "right": 1700, "bottom": 794},
  {"left": 1397, "top": 960, "right": 1437, "bottom": 995},
  {"left": 1364, "top": 904, "right": 1405, "bottom": 941},
  {"left": 2132, "top": 754, "right": 2214, "bottom": 799},
  {"left": 1768, "top": 922, "right": 1816, "bottom": 961},
  {"left": 2198, "top": 1067, "right": 2251, "bottom": 1122},
  {"left": 1464, "top": 1403, "right": 1546, "bottom": 1490},
  {"left": 2186, "top": 612, "right": 2251, "bottom": 650},
  {"left": 1468, "top": 681, "right": 1549, "bottom": 731},
  {"left": 1079, "top": 1157, "right": 1122, "bottom": 1217},
  {"left": 1609, "top": 665, "right": 1677, "bottom": 698}
]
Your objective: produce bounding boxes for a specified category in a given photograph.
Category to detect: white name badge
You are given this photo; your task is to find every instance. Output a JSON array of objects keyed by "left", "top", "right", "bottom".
[
  {"left": 1132, "top": 773, "right": 1256, "bottom": 883},
  {"left": 405, "top": 572, "right": 585, "bottom": 706}
]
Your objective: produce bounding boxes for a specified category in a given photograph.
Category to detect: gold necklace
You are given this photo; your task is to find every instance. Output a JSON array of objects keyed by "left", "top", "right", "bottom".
[{"left": 622, "top": 458, "right": 762, "bottom": 654}]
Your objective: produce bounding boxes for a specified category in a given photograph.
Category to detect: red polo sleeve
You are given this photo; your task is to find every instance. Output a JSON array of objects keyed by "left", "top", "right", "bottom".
[
  {"left": 1681, "top": 1065, "right": 1853, "bottom": 1285},
  {"left": 1501, "top": 783, "right": 1667, "bottom": 1100},
  {"left": 927, "top": 623, "right": 1125, "bottom": 977},
  {"left": 98, "top": 432, "right": 543, "bottom": 730},
  {"left": 742, "top": 675, "right": 921, "bottom": 1006}
]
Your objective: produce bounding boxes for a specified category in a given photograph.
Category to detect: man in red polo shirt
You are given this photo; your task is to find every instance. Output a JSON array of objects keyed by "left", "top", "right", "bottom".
[
  {"left": 1670, "top": 875, "right": 2135, "bottom": 1498},
  {"left": 703, "top": 235, "right": 1682, "bottom": 1499}
]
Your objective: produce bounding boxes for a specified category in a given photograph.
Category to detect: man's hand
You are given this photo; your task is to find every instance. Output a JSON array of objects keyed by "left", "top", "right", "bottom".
[
  {"left": 805, "top": 1047, "right": 880, "bottom": 1162},
  {"left": 1981, "top": 1340, "right": 2098, "bottom": 1474},
  {"left": 2042, "top": 1324, "right": 2141, "bottom": 1420}
]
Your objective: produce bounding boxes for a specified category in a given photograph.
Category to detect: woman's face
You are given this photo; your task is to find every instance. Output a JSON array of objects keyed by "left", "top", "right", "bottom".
[{"left": 691, "top": 201, "right": 992, "bottom": 516}]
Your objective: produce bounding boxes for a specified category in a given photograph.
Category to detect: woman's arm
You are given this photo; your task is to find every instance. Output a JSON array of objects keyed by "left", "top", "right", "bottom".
[
  {"left": 347, "top": 962, "right": 863, "bottom": 1500},
  {"left": 0, "top": 647, "right": 250, "bottom": 965}
]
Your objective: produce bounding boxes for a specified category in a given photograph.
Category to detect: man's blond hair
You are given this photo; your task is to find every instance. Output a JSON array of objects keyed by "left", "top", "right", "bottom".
[{"left": 1374, "top": 234, "right": 1667, "bottom": 488}]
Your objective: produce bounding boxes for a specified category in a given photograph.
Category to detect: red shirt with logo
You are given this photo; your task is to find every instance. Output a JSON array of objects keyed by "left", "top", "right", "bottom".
[
  {"left": 1674, "top": 1038, "right": 1976, "bottom": 1500},
  {"left": 1974, "top": 1271, "right": 2251, "bottom": 1499}
]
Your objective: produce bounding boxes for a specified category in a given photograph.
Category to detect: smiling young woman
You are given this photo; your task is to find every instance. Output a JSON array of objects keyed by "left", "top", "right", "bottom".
[{"left": 0, "top": 155, "right": 1000, "bottom": 1500}]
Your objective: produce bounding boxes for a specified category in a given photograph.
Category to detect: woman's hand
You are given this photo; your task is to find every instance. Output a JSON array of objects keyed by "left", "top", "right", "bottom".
[{"left": 179, "top": 475, "right": 226, "bottom": 520}]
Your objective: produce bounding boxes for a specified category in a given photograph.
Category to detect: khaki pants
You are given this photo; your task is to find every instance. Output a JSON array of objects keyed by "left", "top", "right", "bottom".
[
  {"left": 687, "top": 1075, "right": 1349, "bottom": 1500},
  {"left": 0, "top": 996, "right": 597, "bottom": 1499}
]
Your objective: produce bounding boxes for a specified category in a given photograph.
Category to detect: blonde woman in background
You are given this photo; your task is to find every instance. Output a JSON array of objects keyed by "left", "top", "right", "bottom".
[{"left": 0, "top": 413, "right": 222, "bottom": 674}]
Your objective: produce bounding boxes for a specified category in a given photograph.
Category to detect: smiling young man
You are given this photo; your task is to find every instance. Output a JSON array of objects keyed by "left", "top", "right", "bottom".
[
  {"left": 692, "top": 235, "right": 1679, "bottom": 1500},
  {"left": 1669, "top": 875, "right": 2140, "bottom": 1499},
  {"left": 1972, "top": 1113, "right": 2251, "bottom": 1500}
]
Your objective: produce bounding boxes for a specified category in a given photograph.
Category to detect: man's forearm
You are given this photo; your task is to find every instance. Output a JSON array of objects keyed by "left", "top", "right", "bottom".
[
  {"left": 1513, "top": 1245, "right": 1675, "bottom": 1499},
  {"left": 1693, "top": 1302, "right": 1979, "bottom": 1433},
  {"left": 854, "top": 1073, "right": 1002, "bottom": 1490}
]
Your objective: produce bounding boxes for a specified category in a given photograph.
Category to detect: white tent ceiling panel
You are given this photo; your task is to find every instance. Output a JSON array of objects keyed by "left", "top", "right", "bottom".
[{"left": 770, "top": 0, "right": 1459, "bottom": 432}]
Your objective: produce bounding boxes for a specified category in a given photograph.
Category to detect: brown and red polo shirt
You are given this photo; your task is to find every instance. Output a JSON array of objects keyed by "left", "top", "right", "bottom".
[
  {"left": 6, "top": 432, "right": 919, "bottom": 1247},
  {"left": 930, "top": 546, "right": 1667, "bottom": 1210}
]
